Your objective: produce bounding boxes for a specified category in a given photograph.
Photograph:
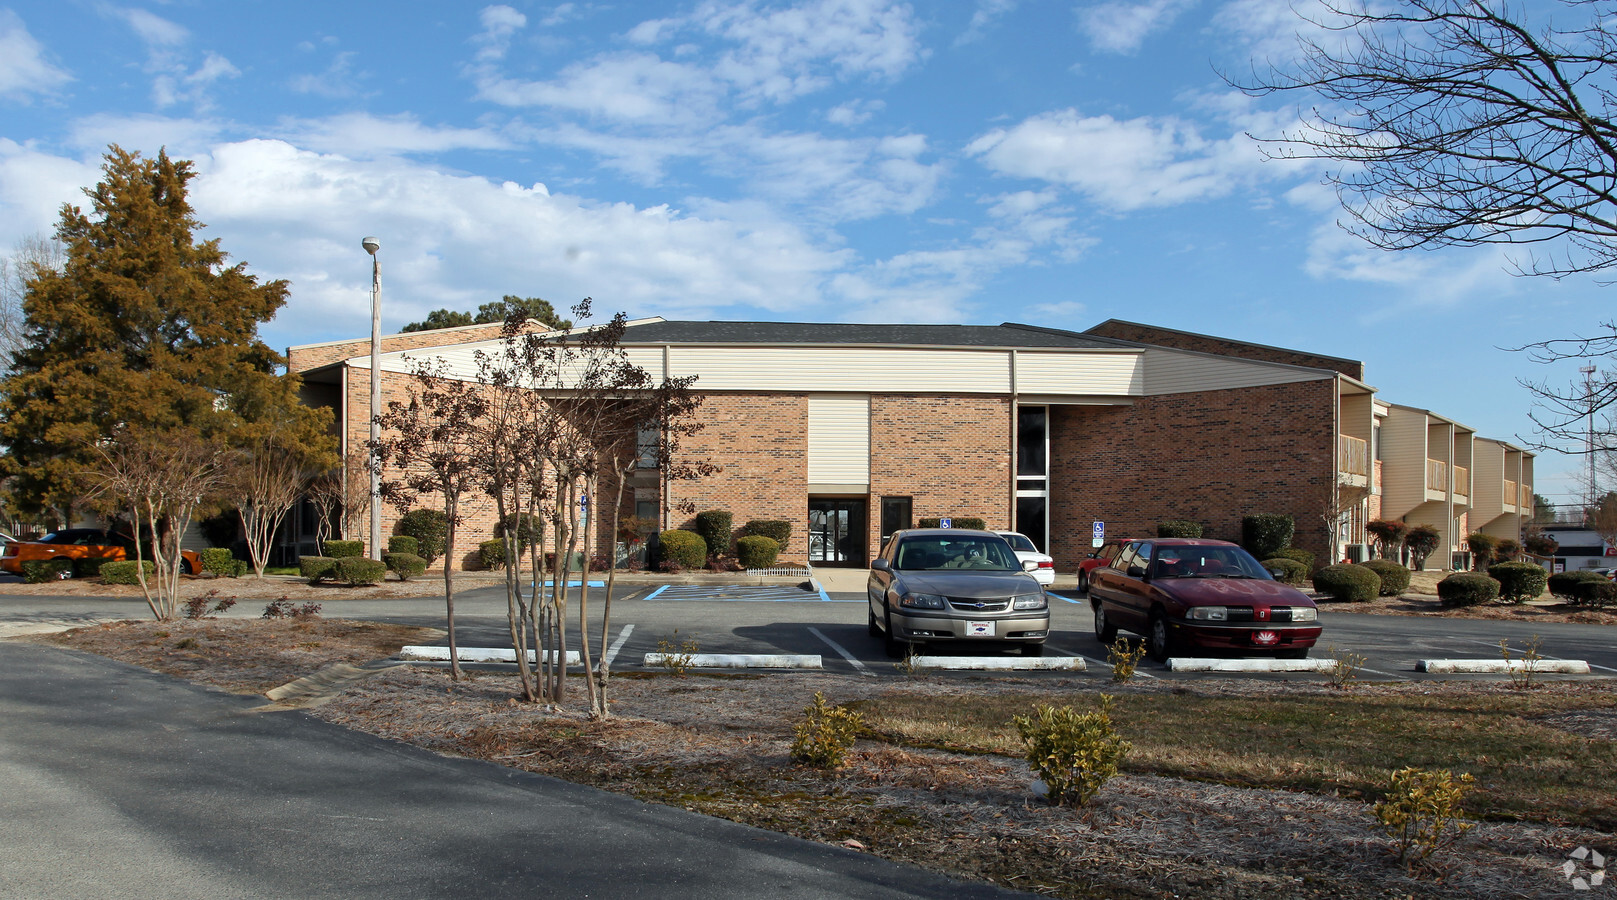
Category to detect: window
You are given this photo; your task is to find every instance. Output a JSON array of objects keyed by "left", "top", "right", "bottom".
[
  {"left": 635, "top": 500, "right": 658, "bottom": 521},
  {"left": 880, "top": 496, "right": 911, "bottom": 544},
  {"left": 637, "top": 426, "right": 659, "bottom": 468}
]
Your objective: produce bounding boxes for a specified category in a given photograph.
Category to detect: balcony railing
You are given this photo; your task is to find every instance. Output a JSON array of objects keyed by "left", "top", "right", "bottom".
[
  {"left": 1504, "top": 479, "right": 1518, "bottom": 509},
  {"left": 1426, "top": 458, "right": 1448, "bottom": 492},
  {"left": 1453, "top": 464, "right": 1469, "bottom": 497},
  {"left": 1338, "top": 435, "right": 1369, "bottom": 476},
  {"left": 1521, "top": 484, "right": 1533, "bottom": 510}
]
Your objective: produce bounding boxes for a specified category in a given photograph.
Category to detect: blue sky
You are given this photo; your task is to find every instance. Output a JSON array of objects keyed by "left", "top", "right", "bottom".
[{"left": 0, "top": 1, "right": 1603, "bottom": 503}]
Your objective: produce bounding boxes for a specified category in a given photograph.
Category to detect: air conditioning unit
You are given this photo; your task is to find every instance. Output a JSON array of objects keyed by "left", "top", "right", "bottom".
[{"left": 1345, "top": 543, "right": 1369, "bottom": 563}]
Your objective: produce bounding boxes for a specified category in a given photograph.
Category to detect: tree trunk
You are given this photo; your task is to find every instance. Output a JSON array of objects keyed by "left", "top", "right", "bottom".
[{"left": 443, "top": 494, "right": 462, "bottom": 682}]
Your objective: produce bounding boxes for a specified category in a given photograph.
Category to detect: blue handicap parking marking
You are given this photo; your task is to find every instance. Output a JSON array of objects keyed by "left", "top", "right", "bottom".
[{"left": 645, "top": 584, "right": 850, "bottom": 602}]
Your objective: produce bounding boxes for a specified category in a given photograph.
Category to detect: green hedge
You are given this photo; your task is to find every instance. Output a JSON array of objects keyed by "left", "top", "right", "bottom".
[
  {"left": 917, "top": 517, "right": 988, "bottom": 530},
  {"left": 1241, "top": 514, "right": 1294, "bottom": 560},
  {"left": 1263, "top": 558, "right": 1308, "bottom": 586},
  {"left": 383, "top": 552, "right": 427, "bottom": 580},
  {"left": 1437, "top": 573, "right": 1500, "bottom": 607},
  {"left": 1272, "top": 548, "right": 1316, "bottom": 570},
  {"left": 322, "top": 540, "right": 364, "bottom": 559},
  {"left": 396, "top": 509, "right": 448, "bottom": 563},
  {"left": 73, "top": 557, "right": 112, "bottom": 579},
  {"left": 1548, "top": 570, "right": 1607, "bottom": 601},
  {"left": 693, "top": 510, "right": 733, "bottom": 557},
  {"left": 200, "top": 547, "right": 237, "bottom": 576},
  {"left": 479, "top": 539, "right": 507, "bottom": 570},
  {"left": 659, "top": 530, "right": 707, "bottom": 569},
  {"left": 22, "top": 559, "right": 72, "bottom": 583},
  {"left": 1574, "top": 580, "right": 1617, "bottom": 609},
  {"left": 300, "top": 556, "right": 338, "bottom": 584},
  {"left": 1156, "top": 520, "right": 1203, "bottom": 538},
  {"left": 736, "top": 535, "right": 780, "bottom": 569},
  {"left": 741, "top": 519, "right": 792, "bottom": 547},
  {"left": 1359, "top": 559, "right": 1411, "bottom": 596},
  {"left": 1487, "top": 561, "right": 1548, "bottom": 604},
  {"left": 387, "top": 535, "right": 419, "bottom": 556},
  {"left": 1311, "top": 563, "right": 1379, "bottom": 602},
  {"left": 100, "top": 560, "right": 155, "bottom": 585},
  {"left": 336, "top": 556, "right": 387, "bottom": 586}
]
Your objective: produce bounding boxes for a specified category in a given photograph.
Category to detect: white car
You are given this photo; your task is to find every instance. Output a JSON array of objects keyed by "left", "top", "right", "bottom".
[{"left": 996, "top": 531, "right": 1055, "bottom": 585}]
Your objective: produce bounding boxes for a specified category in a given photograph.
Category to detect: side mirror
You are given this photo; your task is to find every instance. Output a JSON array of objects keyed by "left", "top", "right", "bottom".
[
  {"left": 1264, "top": 565, "right": 1284, "bottom": 580},
  {"left": 1127, "top": 564, "right": 1148, "bottom": 579},
  {"left": 871, "top": 559, "right": 891, "bottom": 572}
]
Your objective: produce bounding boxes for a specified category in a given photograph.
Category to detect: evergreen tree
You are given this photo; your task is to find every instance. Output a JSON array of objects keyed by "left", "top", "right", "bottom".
[
  {"left": 400, "top": 295, "right": 572, "bottom": 333},
  {"left": 0, "top": 145, "right": 326, "bottom": 516}
]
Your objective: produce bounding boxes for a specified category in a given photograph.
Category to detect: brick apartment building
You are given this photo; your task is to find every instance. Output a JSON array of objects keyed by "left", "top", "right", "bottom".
[{"left": 286, "top": 318, "right": 1532, "bottom": 572}]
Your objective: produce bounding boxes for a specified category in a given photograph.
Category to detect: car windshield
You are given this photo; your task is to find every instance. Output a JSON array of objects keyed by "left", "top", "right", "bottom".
[
  {"left": 1000, "top": 533, "right": 1037, "bottom": 552},
  {"left": 895, "top": 537, "right": 1019, "bottom": 571},
  {"left": 1148, "top": 546, "right": 1272, "bottom": 580}
]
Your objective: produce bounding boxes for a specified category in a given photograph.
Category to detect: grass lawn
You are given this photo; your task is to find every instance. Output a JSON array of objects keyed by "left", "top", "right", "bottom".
[{"left": 859, "top": 686, "right": 1617, "bottom": 830}]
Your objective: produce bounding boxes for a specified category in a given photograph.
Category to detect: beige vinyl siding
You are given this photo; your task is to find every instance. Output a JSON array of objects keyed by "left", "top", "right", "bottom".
[
  {"left": 1014, "top": 351, "right": 1143, "bottom": 394},
  {"left": 1470, "top": 439, "right": 1505, "bottom": 519},
  {"left": 666, "top": 347, "right": 1010, "bottom": 393},
  {"left": 1379, "top": 407, "right": 1430, "bottom": 520},
  {"left": 1141, "top": 348, "right": 1330, "bottom": 395},
  {"left": 808, "top": 396, "right": 870, "bottom": 488}
]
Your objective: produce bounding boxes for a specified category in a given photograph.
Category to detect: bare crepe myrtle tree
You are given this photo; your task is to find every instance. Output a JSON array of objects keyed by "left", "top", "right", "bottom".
[
  {"left": 369, "top": 357, "right": 489, "bottom": 682},
  {"left": 305, "top": 449, "right": 371, "bottom": 551}
]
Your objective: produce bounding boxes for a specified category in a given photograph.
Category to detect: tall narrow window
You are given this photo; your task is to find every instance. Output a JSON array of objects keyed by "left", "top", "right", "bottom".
[
  {"left": 1016, "top": 405, "right": 1049, "bottom": 552},
  {"left": 637, "top": 425, "right": 659, "bottom": 468}
]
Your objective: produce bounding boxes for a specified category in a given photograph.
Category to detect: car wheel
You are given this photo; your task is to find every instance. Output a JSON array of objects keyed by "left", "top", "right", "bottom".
[
  {"left": 1077, "top": 570, "right": 1088, "bottom": 594},
  {"left": 1019, "top": 642, "right": 1045, "bottom": 657},
  {"left": 1093, "top": 604, "right": 1118, "bottom": 644},
  {"left": 867, "top": 606, "right": 881, "bottom": 638},
  {"left": 882, "top": 610, "right": 909, "bottom": 659},
  {"left": 52, "top": 557, "right": 74, "bottom": 579},
  {"left": 1147, "top": 611, "right": 1174, "bottom": 662}
]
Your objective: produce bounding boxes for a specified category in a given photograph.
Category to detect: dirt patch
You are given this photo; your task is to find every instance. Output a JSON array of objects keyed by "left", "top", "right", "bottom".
[{"left": 31, "top": 618, "right": 1616, "bottom": 899}]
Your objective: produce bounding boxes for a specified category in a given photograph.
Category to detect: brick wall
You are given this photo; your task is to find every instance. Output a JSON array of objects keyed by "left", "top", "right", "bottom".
[
  {"left": 665, "top": 393, "right": 810, "bottom": 559},
  {"left": 288, "top": 323, "right": 515, "bottom": 373},
  {"left": 1048, "top": 380, "right": 1337, "bottom": 569},
  {"left": 869, "top": 395, "right": 1011, "bottom": 561},
  {"left": 1085, "top": 321, "right": 1364, "bottom": 380}
]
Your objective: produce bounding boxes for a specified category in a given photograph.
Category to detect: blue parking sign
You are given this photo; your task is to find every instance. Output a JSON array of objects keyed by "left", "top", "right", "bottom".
[
  {"left": 1093, "top": 521, "right": 1104, "bottom": 538},
  {"left": 941, "top": 517, "right": 952, "bottom": 529}
]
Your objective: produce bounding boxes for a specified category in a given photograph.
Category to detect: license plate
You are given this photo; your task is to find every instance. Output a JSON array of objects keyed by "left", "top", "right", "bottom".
[
  {"left": 1253, "top": 630, "right": 1279, "bottom": 645},
  {"left": 966, "top": 621, "right": 995, "bottom": 637}
]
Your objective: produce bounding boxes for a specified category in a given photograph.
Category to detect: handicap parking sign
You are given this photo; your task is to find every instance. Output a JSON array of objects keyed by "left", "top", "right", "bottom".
[{"left": 941, "top": 517, "right": 952, "bottom": 529}]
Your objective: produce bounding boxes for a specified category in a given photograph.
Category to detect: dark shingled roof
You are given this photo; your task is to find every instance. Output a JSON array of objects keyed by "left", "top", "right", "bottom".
[{"left": 617, "top": 320, "right": 1132, "bottom": 350}]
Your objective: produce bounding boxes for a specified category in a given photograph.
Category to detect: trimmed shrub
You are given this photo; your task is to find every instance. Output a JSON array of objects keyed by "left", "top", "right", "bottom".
[
  {"left": 1405, "top": 525, "right": 1442, "bottom": 569},
  {"left": 1466, "top": 532, "right": 1498, "bottom": 570},
  {"left": 1360, "top": 559, "right": 1412, "bottom": 596},
  {"left": 736, "top": 535, "right": 780, "bottom": 569},
  {"left": 1366, "top": 519, "right": 1408, "bottom": 559},
  {"left": 383, "top": 552, "right": 427, "bottom": 581},
  {"left": 336, "top": 556, "right": 387, "bottom": 586},
  {"left": 300, "top": 556, "right": 338, "bottom": 584},
  {"left": 1311, "top": 563, "right": 1380, "bottom": 602},
  {"left": 741, "top": 519, "right": 792, "bottom": 547},
  {"left": 1548, "top": 569, "right": 1608, "bottom": 601},
  {"left": 322, "top": 539, "right": 364, "bottom": 559},
  {"left": 692, "top": 510, "right": 733, "bottom": 557},
  {"left": 659, "top": 529, "right": 707, "bottom": 569},
  {"left": 917, "top": 516, "right": 988, "bottom": 530},
  {"left": 1156, "top": 520, "right": 1203, "bottom": 538},
  {"left": 1263, "top": 557, "right": 1308, "bottom": 586},
  {"left": 1487, "top": 561, "right": 1548, "bottom": 604},
  {"left": 1014, "top": 696, "right": 1130, "bottom": 808},
  {"left": 1493, "top": 539, "right": 1522, "bottom": 562},
  {"left": 73, "top": 557, "right": 112, "bottom": 579},
  {"left": 1437, "top": 573, "right": 1500, "bottom": 608},
  {"left": 1272, "top": 547, "right": 1316, "bottom": 570},
  {"left": 479, "top": 539, "right": 507, "bottom": 570},
  {"left": 396, "top": 509, "right": 448, "bottom": 564},
  {"left": 200, "top": 547, "right": 235, "bottom": 576},
  {"left": 387, "top": 535, "right": 419, "bottom": 556},
  {"left": 1573, "top": 580, "right": 1617, "bottom": 609},
  {"left": 99, "top": 560, "right": 155, "bottom": 585},
  {"left": 22, "top": 559, "right": 72, "bottom": 583},
  {"left": 1241, "top": 514, "right": 1294, "bottom": 560}
]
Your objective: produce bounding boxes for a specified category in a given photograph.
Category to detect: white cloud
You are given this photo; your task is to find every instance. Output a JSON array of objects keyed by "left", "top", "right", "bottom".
[
  {"left": 0, "top": 140, "right": 100, "bottom": 244},
  {"left": 476, "top": 51, "right": 726, "bottom": 126},
  {"left": 474, "top": 5, "right": 527, "bottom": 62},
  {"left": 65, "top": 113, "right": 227, "bottom": 157},
  {"left": 1077, "top": 0, "right": 1198, "bottom": 54},
  {"left": 956, "top": 0, "right": 1018, "bottom": 46},
  {"left": 695, "top": 0, "right": 926, "bottom": 102},
  {"left": 113, "top": 8, "right": 239, "bottom": 111},
  {"left": 825, "top": 98, "right": 884, "bottom": 125},
  {"left": 276, "top": 113, "right": 512, "bottom": 157},
  {"left": 0, "top": 10, "right": 71, "bottom": 101},
  {"left": 120, "top": 8, "right": 189, "bottom": 47}
]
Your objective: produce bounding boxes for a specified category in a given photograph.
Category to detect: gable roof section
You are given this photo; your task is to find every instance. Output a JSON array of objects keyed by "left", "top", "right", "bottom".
[{"left": 614, "top": 319, "right": 1121, "bottom": 349}]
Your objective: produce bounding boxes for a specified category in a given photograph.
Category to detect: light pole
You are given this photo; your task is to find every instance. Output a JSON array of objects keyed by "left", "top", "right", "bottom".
[{"left": 363, "top": 236, "right": 383, "bottom": 561}]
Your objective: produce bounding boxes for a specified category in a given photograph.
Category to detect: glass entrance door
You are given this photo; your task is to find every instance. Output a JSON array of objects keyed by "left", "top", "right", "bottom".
[{"left": 808, "top": 499, "right": 867, "bottom": 567}]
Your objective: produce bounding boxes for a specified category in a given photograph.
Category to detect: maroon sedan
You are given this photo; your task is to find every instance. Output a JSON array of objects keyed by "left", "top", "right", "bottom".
[{"left": 1088, "top": 538, "right": 1321, "bottom": 661}]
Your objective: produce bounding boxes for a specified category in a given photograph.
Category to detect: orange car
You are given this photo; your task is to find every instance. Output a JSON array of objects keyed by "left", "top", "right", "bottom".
[{"left": 0, "top": 528, "right": 201, "bottom": 577}]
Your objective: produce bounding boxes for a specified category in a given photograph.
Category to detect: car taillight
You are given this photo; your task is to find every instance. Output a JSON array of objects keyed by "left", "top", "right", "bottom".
[{"left": 1037, "top": 560, "right": 1053, "bottom": 569}]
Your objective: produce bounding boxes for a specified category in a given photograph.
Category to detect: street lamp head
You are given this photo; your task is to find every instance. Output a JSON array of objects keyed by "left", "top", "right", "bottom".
[{"left": 362, "top": 236, "right": 380, "bottom": 255}]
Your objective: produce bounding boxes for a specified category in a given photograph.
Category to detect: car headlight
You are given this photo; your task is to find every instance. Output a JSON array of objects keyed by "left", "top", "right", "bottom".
[
  {"left": 1011, "top": 593, "right": 1047, "bottom": 610},
  {"left": 1290, "top": 606, "right": 1318, "bottom": 623},
  {"left": 1187, "top": 606, "right": 1228, "bottom": 621},
  {"left": 900, "top": 592, "right": 947, "bottom": 609}
]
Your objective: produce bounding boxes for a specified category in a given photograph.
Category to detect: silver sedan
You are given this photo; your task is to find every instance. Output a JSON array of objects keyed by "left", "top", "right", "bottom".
[{"left": 867, "top": 528, "right": 1050, "bottom": 657}]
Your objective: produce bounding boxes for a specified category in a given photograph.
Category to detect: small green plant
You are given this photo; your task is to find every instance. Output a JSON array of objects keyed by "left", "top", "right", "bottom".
[
  {"left": 1014, "top": 696, "right": 1131, "bottom": 807},
  {"left": 182, "top": 591, "right": 236, "bottom": 619},
  {"left": 789, "top": 692, "right": 865, "bottom": 768},
  {"left": 1271, "top": 547, "right": 1316, "bottom": 569},
  {"left": 916, "top": 516, "right": 987, "bottom": 530},
  {"left": 22, "top": 559, "right": 73, "bottom": 583},
  {"left": 1108, "top": 639, "right": 1148, "bottom": 683},
  {"left": 478, "top": 538, "right": 508, "bottom": 570},
  {"left": 654, "top": 630, "right": 700, "bottom": 676},
  {"left": 735, "top": 535, "right": 780, "bottom": 569},
  {"left": 1240, "top": 513, "right": 1294, "bottom": 560},
  {"left": 692, "top": 509, "right": 734, "bottom": 557},
  {"left": 322, "top": 540, "right": 365, "bottom": 559},
  {"left": 387, "top": 534, "right": 420, "bottom": 556},
  {"left": 1436, "top": 572, "right": 1499, "bottom": 607},
  {"left": 1486, "top": 561, "right": 1548, "bottom": 604},
  {"left": 1359, "top": 559, "right": 1411, "bottom": 596},
  {"left": 396, "top": 508, "right": 448, "bottom": 563},
  {"left": 893, "top": 644, "right": 930, "bottom": 677},
  {"left": 1326, "top": 645, "right": 1367, "bottom": 689},
  {"left": 1574, "top": 579, "right": 1617, "bottom": 609},
  {"left": 1372, "top": 766, "right": 1476, "bottom": 873},
  {"left": 1500, "top": 634, "right": 1544, "bottom": 690},
  {"left": 383, "top": 552, "right": 427, "bottom": 581},
  {"left": 300, "top": 555, "right": 338, "bottom": 584},
  {"left": 335, "top": 556, "right": 387, "bottom": 586},
  {"left": 98, "top": 560, "right": 155, "bottom": 585},
  {"left": 1311, "top": 563, "right": 1380, "bottom": 602},
  {"left": 1548, "top": 569, "right": 1608, "bottom": 601},
  {"left": 199, "top": 548, "right": 237, "bottom": 577},
  {"left": 657, "top": 530, "right": 707, "bottom": 569}
]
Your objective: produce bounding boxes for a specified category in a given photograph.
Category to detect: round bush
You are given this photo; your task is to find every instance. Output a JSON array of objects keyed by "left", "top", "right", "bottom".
[
  {"left": 658, "top": 529, "right": 707, "bottom": 569},
  {"left": 322, "top": 540, "right": 364, "bottom": 559},
  {"left": 736, "top": 535, "right": 780, "bottom": 569},
  {"left": 387, "top": 535, "right": 419, "bottom": 556},
  {"left": 1272, "top": 547, "right": 1316, "bottom": 570},
  {"left": 1487, "top": 561, "right": 1548, "bottom": 604},
  {"left": 1241, "top": 514, "right": 1294, "bottom": 560},
  {"left": 479, "top": 539, "right": 507, "bottom": 570},
  {"left": 692, "top": 510, "right": 733, "bottom": 557},
  {"left": 1574, "top": 580, "right": 1617, "bottom": 609},
  {"left": 383, "top": 552, "right": 427, "bottom": 581},
  {"left": 1437, "top": 573, "right": 1500, "bottom": 607},
  {"left": 99, "top": 560, "right": 155, "bottom": 585},
  {"left": 200, "top": 547, "right": 236, "bottom": 576},
  {"left": 1547, "top": 569, "right": 1607, "bottom": 601},
  {"left": 300, "top": 555, "right": 337, "bottom": 584},
  {"left": 335, "top": 556, "right": 387, "bottom": 586},
  {"left": 1311, "top": 563, "right": 1380, "bottom": 602},
  {"left": 1263, "top": 558, "right": 1308, "bottom": 586},
  {"left": 396, "top": 509, "right": 448, "bottom": 564},
  {"left": 742, "top": 519, "right": 792, "bottom": 547},
  {"left": 1156, "top": 520, "right": 1204, "bottom": 538},
  {"left": 1360, "top": 559, "right": 1412, "bottom": 597}
]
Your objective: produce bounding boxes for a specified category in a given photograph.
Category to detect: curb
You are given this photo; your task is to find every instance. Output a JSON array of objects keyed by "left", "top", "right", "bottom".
[
  {"left": 1418, "top": 658, "right": 1591, "bottom": 674},
  {"left": 399, "top": 646, "right": 583, "bottom": 666},
  {"left": 908, "top": 656, "right": 1086, "bottom": 671},
  {"left": 1166, "top": 657, "right": 1337, "bottom": 673},
  {"left": 643, "top": 653, "right": 822, "bottom": 669}
]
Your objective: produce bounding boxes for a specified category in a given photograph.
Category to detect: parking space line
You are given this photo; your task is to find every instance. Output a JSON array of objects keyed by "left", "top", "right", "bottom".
[
  {"left": 808, "top": 627, "right": 874, "bottom": 678},
  {"left": 646, "top": 584, "right": 854, "bottom": 602},
  {"left": 643, "top": 585, "right": 669, "bottom": 601},
  {"left": 605, "top": 624, "right": 634, "bottom": 667}
]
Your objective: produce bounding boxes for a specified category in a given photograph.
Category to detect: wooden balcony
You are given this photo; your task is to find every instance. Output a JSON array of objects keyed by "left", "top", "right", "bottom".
[
  {"left": 1504, "top": 479, "right": 1518, "bottom": 511},
  {"left": 1338, "top": 435, "right": 1369, "bottom": 476},
  {"left": 1453, "top": 464, "right": 1469, "bottom": 498},
  {"left": 1426, "top": 458, "right": 1448, "bottom": 493}
]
